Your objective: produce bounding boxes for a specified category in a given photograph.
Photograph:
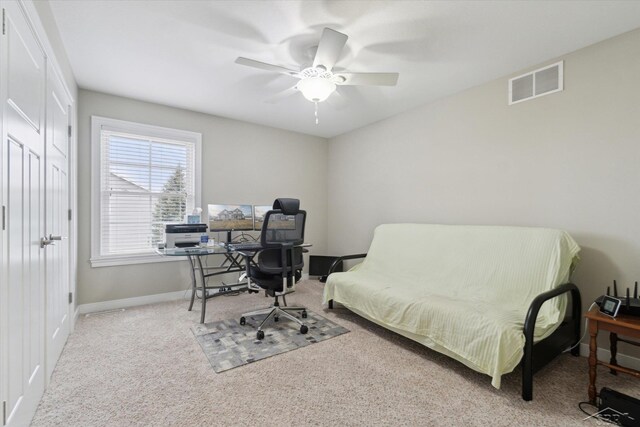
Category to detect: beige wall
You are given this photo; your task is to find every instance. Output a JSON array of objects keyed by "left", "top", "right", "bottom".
[
  {"left": 78, "top": 90, "right": 327, "bottom": 305},
  {"left": 327, "top": 29, "right": 640, "bottom": 351}
]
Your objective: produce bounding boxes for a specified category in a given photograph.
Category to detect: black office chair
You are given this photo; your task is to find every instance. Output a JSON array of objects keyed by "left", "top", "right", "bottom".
[{"left": 239, "top": 198, "right": 308, "bottom": 340}]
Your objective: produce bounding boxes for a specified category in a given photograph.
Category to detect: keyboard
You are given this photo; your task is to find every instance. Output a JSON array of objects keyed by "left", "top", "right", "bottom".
[{"left": 228, "top": 242, "right": 263, "bottom": 251}]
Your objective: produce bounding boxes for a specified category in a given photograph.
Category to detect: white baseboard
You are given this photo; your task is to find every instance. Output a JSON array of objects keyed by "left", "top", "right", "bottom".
[
  {"left": 579, "top": 343, "right": 640, "bottom": 371},
  {"left": 78, "top": 289, "right": 187, "bottom": 314},
  {"left": 76, "top": 276, "right": 312, "bottom": 315}
]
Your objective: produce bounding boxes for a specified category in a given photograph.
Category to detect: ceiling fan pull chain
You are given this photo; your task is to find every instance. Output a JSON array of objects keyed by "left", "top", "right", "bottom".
[{"left": 314, "top": 101, "right": 319, "bottom": 125}]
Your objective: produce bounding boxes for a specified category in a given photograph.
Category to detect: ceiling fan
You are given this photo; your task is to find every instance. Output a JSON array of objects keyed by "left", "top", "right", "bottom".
[{"left": 235, "top": 27, "right": 399, "bottom": 123}]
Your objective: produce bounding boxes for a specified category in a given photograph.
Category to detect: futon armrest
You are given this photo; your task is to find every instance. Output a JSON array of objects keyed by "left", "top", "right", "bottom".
[
  {"left": 521, "top": 282, "right": 581, "bottom": 401},
  {"left": 523, "top": 283, "right": 581, "bottom": 339},
  {"left": 328, "top": 253, "right": 368, "bottom": 275}
]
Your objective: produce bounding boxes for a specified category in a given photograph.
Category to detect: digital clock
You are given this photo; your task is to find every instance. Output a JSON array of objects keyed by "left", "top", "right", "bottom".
[{"left": 599, "top": 296, "right": 622, "bottom": 318}]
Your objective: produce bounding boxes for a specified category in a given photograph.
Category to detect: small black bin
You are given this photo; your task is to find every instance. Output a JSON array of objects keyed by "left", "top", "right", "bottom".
[{"left": 309, "top": 255, "right": 343, "bottom": 283}]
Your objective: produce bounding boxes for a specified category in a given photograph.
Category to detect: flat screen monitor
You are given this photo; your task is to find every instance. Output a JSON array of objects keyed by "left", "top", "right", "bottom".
[
  {"left": 253, "top": 205, "right": 271, "bottom": 231},
  {"left": 208, "top": 204, "right": 254, "bottom": 231}
]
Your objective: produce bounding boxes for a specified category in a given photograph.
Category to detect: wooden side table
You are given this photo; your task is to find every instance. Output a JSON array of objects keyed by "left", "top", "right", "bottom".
[{"left": 585, "top": 308, "right": 640, "bottom": 404}]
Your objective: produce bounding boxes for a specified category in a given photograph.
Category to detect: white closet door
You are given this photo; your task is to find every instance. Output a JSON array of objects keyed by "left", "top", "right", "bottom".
[
  {"left": 45, "top": 67, "right": 71, "bottom": 380},
  {"left": 1, "top": 2, "right": 47, "bottom": 426}
]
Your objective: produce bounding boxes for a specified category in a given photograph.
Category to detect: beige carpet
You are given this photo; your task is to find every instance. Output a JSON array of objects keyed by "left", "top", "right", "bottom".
[{"left": 32, "top": 280, "right": 637, "bottom": 426}]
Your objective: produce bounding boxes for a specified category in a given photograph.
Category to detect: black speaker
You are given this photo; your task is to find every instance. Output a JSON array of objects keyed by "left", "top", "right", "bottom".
[{"left": 309, "top": 256, "right": 343, "bottom": 283}]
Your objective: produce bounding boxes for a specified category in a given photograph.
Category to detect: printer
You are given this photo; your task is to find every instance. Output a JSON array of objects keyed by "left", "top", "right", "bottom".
[{"left": 164, "top": 223, "right": 208, "bottom": 248}]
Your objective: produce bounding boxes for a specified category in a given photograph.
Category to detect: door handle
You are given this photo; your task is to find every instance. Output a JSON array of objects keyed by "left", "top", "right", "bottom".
[
  {"left": 41, "top": 235, "right": 67, "bottom": 247},
  {"left": 40, "top": 237, "right": 55, "bottom": 248}
]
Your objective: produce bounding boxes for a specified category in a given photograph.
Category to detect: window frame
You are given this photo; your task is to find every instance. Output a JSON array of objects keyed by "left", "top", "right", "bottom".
[{"left": 90, "top": 116, "right": 202, "bottom": 267}]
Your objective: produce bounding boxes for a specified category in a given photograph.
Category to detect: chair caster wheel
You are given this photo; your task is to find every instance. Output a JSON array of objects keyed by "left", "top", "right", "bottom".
[
  {"left": 274, "top": 316, "right": 279, "bottom": 322},
  {"left": 301, "top": 311, "right": 307, "bottom": 318},
  {"left": 239, "top": 317, "right": 246, "bottom": 326},
  {"left": 300, "top": 325, "right": 308, "bottom": 334},
  {"left": 257, "top": 330, "right": 265, "bottom": 340}
]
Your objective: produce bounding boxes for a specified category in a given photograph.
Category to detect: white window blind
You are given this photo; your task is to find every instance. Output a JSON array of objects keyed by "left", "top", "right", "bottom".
[{"left": 91, "top": 117, "right": 201, "bottom": 267}]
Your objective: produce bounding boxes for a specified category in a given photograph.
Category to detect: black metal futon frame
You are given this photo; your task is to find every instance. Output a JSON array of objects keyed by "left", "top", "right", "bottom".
[{"left": 325, "top": 254, "right": 581, "bottom": 401}]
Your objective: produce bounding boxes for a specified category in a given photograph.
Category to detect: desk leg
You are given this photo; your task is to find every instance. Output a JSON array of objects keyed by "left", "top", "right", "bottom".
[
  {"left": 588, "top": 320, "right": 598, "bottom": 405},
  {"left": 187, "top": 255, "right": 197, "bottom": 311},
  {"left": 196, "top": 255, "right": 207, "bottom": 324},
  {"left": 609, "top": 333, "right": 618, "bottom": 375}
]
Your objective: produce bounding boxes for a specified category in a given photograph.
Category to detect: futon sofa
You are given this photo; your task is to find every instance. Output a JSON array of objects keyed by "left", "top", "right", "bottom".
[{"left": 324, "top": 224, "right": 581, "bottom": 400}]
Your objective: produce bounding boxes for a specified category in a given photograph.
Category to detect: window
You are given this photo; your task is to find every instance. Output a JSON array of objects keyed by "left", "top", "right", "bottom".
[{"left": 91, "top": 116, "right": 201, "bottom": 267}]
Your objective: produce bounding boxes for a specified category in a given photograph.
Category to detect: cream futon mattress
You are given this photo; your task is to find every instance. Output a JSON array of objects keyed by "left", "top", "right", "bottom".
[{"left": 323, "top": 224, "right": 580, "bottom": 388}]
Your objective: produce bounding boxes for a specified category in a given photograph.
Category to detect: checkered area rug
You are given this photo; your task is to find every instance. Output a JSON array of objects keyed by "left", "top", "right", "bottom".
[{"left": 192, "top": 309, "right": 349, "bottom": 372}]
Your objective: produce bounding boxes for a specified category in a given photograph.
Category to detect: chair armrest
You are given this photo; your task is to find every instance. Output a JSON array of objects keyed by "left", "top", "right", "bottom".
[{"left": 328, "top": 253, "right": 368, "bottom": 275}]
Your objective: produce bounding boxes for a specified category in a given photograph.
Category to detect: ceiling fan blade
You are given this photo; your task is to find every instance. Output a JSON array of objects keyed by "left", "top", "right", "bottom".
[
  {"left": 312, "top": 28, "right": 348, "bottom": 71},
  {"left": 264, "top": 86, "right": 299, "bottom": 104},
  {"left": 335, "top": 72, "right": 399, "bottom": 86},
  {"left": 235, "top": 57, "right": 299, "bottom": 77}
]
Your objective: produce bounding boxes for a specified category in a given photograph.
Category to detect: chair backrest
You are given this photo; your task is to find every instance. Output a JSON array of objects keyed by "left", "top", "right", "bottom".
[
  {"left": 256, "top": 247, "right": 304, "bottom": 277},
  {"left": 257, "top": 198, "right": 306, "bottom": 278},
  {"left": 260, "top": 198, "right": 306, "bottom": 248}
]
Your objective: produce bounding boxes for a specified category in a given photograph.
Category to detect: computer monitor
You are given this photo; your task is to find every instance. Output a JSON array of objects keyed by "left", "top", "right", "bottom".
[
  {"left": 253, "top": 205, "right": 271, "bottom": 231},
  {"left": 208, "top": 204, "right": 253, "bottom": 243},
  {"left": 254, "top": 205, "right": 298, "bottom": 231}
]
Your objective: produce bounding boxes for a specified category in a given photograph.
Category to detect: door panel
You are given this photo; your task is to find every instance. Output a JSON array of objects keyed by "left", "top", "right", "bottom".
[
  {"left": 45, "top": 69, "right": 71, "bottom": 379},
  {"left": 4, "top": 140, "right": 44, "bottom": 427},
  {"left": 50, "top": 91, "right": 68, "bottom": 157},
  {"left": 6, "top": 138, "right": 25, "bottom": 421},
  {"left": 6, "top": 1, "right": 43, "bottom": 131},
  {"left": 28, "top": 150, "right": 43, "bottom": 380},
  {"left": 1, "top": 2, "right": 47, "bottom": 426}
]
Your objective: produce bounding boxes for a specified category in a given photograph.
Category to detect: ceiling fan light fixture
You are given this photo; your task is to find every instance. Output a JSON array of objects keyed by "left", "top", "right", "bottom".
[
  {"left": 234, "top": 27, "right": 398, "bottom": 124},
  {"left": 297, "top": 76, "right": 336, "bottom": 102}
]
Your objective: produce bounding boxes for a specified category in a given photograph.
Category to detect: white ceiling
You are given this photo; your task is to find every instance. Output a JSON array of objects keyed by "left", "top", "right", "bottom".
[{"left": 49, "top": 0, "right": 640, "bottom": 138}]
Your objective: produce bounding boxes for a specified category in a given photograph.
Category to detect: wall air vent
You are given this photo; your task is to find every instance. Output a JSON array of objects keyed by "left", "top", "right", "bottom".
[{"left": 509, "top": 61, "right": 563, "bottom": 105}]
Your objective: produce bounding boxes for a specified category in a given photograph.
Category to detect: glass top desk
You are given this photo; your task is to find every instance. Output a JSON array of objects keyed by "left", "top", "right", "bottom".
[
  {"left": 157, "top": 243, "right": 312, "bottom": 323},
  {"left": 157, "top": 246, "right": 252, "bottom": 323}
]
